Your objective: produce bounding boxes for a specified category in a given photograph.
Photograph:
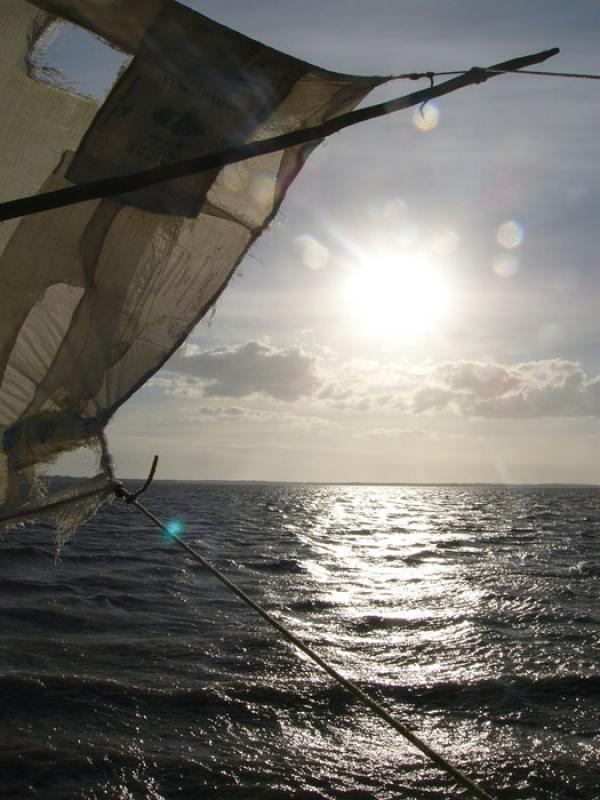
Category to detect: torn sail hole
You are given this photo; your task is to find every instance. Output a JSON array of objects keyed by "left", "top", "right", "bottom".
[
  {"left": 27, "top": 19, "right": 131, "bottom": 100},
  {"left": 41, "top": 445, "right": 103, "bottom": 482}
]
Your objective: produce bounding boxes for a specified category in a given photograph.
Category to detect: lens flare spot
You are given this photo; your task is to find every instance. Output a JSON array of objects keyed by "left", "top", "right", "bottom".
[
  {"left": 220, "top": 164, "right": 248, "bottom": 194},
  {"left": 295, "top": 234, "right": 329, "bottom": 270},
  {"left": 369, "top": 200, "right": 418, "bottom": 248},
  {"left": 382, "top": 198, "right": 408, "bottom": 222},
  {"left": 165, "top": 518, "right": 185, "bottom": 539},
  {"left": 493, "top": 253, "right": 519, "bottom": 278},
  {"left": 430, "top": 229, "right": 460, "bottom": 258},
  {"left": 250, "top": 173, "right": 277, "bottom": 209},
  {"left": 497, "top": 220, "right": 524, "bottom": 249},
  {"left": 413, "top": 102, "right": 439, "bottom": 132}
]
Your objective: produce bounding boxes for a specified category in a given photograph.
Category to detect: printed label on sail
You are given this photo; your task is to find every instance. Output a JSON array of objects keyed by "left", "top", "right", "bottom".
[{"left": 67, "top": 3, "right": 306, "bottom": 216}]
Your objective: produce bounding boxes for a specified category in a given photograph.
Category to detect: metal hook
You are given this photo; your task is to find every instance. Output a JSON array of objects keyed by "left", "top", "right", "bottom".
[
  {"left": 419, "top": 72, "right": 435, "bottom": 117},
  {"left": 112, "top": 454, "right": 159, "bottom": 504}
]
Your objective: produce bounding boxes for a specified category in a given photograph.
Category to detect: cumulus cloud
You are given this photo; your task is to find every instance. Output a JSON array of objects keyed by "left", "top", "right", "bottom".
[
  {"left": 317, "top": 357, "right": 415, "bottom": 412},
  {"left": 163, "top": 342, "right": 600, "bottom": 420},
  {"left": 166, "top": 340, "right": 320, "bottom": 401},
  {"left": 412, "top": 359, "right": 600, "bottom": 417}
]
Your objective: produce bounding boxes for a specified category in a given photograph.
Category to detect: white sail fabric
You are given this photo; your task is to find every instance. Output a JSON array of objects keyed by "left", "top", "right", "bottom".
[{"left": 0, "top": 0, "right": 384, "bottom": 538}]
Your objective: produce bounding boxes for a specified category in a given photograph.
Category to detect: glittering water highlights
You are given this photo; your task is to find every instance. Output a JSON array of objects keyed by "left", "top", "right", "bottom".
[{"left": 1, "top": 483, "right": 599, "bottom": 799}]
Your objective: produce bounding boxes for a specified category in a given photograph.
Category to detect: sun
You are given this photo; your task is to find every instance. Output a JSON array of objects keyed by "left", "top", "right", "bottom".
[{"left": 344, "top": 251, "right": 452, "bottom": 341}]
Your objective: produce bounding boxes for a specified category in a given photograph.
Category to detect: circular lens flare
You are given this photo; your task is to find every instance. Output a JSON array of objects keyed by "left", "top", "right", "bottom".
[
  {"left": 493, "top": 253, "right": 519, "bottom": 278},
  {"left": 413, "top": 102, "right": 439, "bottom": 132},
  {"left": 165, "top": 518, "right": 185, "bottom": 539},
  {"left": 497, "top": 220, "right": 524, "bottom": 249},
  {"left": 295, "top": 234, "right": 329, "bottom": 270}
]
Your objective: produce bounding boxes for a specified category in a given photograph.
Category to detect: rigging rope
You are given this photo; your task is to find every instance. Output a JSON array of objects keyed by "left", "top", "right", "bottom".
[
  {"left": 2, "top": 52, "right": 597, "bottom": 224},
  {"left": 397, "top": 68, "right": 600, "bottom": 81},
  {"left": 0, "top": 47, "right": 559, "bottom": 223},
  {"left": 113, "top": 483, "right": 495, "bottom": 800}
]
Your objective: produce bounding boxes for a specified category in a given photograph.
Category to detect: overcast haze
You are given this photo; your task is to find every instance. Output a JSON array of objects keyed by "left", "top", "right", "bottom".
[{"left": 51, "top": 1, "right": 600, "bottom": 484}]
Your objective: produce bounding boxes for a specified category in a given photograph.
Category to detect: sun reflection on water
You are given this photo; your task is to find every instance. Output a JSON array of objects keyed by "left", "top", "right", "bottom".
[{"left": 291, "top": 487, "right": 490, "bottom": 689}]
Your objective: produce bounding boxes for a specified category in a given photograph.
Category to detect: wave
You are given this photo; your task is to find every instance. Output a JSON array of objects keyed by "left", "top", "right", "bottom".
[
  {"left": 1, "top": 606, "right": 107, "bottom": 632},
  {"left": 2, "top": 670, "right": 598, "bottom": 716},
  {"left": 248, "top": 558, "right": 305, "bottom": 574},
  {"left": 351, "top": 614, "right": 437, "bottom": 632},
  {"left": 288, "top": 598, "right": 336, "bottom": 612},
  {"left": 0, "top": 577, "right": 77, "bottom": 597},
  {"left": 402, "top": 549, "right": 440, "bottom": 563},
  {"left": 395, "top": 673, "right": 600, "bottom": 710}
]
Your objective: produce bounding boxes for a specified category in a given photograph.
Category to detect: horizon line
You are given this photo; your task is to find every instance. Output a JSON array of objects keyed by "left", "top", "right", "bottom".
[{"left": 50, "top": 475, "right": 600, "bottom": 489}]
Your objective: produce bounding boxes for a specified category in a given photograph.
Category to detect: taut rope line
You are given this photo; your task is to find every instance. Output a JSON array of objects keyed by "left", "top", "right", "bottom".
[
  {"left": 396, "top": 67, "right": 600, "bottom": 80},
  {"left": 112, "top": 471, "right": 496, "bottom": 800}
]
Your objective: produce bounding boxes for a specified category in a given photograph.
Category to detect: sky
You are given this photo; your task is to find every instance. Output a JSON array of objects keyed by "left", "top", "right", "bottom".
[{"left": 46, "top": 1, "right": 600, "bottom": 484}]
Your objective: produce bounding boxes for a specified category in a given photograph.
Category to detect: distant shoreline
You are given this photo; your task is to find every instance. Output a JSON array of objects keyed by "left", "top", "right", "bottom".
[{"left": 48, "top": 476, "right": 600, "bottom": 489}]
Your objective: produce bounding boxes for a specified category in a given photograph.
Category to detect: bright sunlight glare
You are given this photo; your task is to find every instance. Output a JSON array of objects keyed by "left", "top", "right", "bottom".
[{"left": 344, "top": 252, "right": 451, "bottom": 341}]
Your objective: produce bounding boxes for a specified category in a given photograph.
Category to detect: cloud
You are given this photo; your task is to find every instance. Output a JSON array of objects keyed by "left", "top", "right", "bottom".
[
  {"left": 412, "top": 359, "right": 600, "bottom": 418},
  {"left": 354, "top": 426, "right": 434, "bottom": 440},
  {"left": 187, "top": 405, "right": 339, "bottom": 430},
  {"left": 163, "top": 342, "right": 600, "bottom": 420},
  {"left": 166, "top": 340, "right": 320, "bottom": 401},
  {"left": 316, "top": 357, "right": 415, "bottom": 412}
]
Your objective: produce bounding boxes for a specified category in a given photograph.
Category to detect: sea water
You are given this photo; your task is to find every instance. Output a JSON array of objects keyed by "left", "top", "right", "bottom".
[{"left": 1, "top": 483, "right": 599, "bottom": 799}]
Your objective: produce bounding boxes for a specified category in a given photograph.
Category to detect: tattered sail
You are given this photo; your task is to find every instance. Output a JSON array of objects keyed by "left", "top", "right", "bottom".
[{"left": 0, "top": 0, "right": 384, "bottom": 537}]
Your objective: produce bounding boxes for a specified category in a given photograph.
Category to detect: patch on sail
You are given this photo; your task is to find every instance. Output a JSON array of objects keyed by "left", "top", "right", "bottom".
[
  {"left": 67, "top": 2, "right": 307, "bottom": 216},
  {"left": 0, "top": 0, "right": 384, "bottom": 539}
]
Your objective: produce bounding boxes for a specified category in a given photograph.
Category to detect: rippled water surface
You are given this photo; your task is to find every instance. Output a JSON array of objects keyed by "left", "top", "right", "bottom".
[{"left": 1, "top": 484, "right": 599, "bottom": 799}]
